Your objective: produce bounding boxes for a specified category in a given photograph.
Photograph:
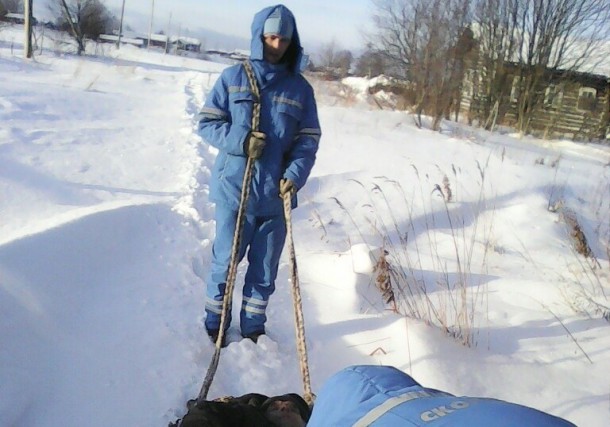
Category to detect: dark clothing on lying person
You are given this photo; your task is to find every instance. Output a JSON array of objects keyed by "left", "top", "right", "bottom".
[
  {"left": 174, "top": 392, "right": 310, "bottom": 427},
  {"left": 307, "top": 365, "right": 575, "bottom": 427}
]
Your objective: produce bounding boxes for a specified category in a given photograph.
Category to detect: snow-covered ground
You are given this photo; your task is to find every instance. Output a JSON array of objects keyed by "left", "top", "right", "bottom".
[{"left": 1, "top": 26, "right": 609, "bottom": 426}]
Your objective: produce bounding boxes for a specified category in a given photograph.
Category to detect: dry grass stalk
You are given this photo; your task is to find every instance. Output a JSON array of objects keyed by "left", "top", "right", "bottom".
[
  {"left": 559, "top": 207, "right": 594, "bottom": 259},
  {"left": 334, "top": 171, "right": 490, "bottom": 347},
  {"left": 543, "top": 304, "right": 593, "bottom": 364},
  {"left": 374, "top": 249, "right": 398, "bottom": 312},
  {"left": 442, "top": 175, "right": 453, "bottom": 202}
]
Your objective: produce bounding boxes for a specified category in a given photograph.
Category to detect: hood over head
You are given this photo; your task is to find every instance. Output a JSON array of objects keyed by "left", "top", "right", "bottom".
[
  {"left": 263, "top": 7, "right": 294, "bottom": 39},
  {"left": 250, "top": 4, "right": 304, "bottom": 72}
]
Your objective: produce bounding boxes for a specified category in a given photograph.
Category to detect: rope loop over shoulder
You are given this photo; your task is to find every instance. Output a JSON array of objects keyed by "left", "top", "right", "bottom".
[{"left": 243, "top": 60, "right": 261, "bottom": 132}]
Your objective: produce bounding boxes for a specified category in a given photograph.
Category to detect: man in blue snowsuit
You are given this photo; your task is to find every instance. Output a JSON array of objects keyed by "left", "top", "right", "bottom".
[
  {"left": 198, "top": 5, "right": 320, "bottom": 344},
  {"left": 307, "top": 365, "right": 576, "bottom": 426}
]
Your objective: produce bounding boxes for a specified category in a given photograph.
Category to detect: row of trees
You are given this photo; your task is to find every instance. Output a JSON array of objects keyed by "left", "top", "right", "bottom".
[
  {"left": 1, "top": 0, "right": 119, "bottom": 55},
  {"left": 363, "top": 0, "right": 610, "bottom": 132},
  {"left": 315, "top": 39, "right": 354, "bottom": 78},
  {"left": 6, "top": 0, "right": 609, "bottom": 135},
  {"left": 315, "top": 39, "right": 389, "bottom": 79}
]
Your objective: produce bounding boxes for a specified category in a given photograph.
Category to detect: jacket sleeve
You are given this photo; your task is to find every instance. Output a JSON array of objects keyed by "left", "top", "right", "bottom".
[
  {"left": 197, "top": 71, "right": 250, "bottom": 156},
  {"left": 283, "top": 83, "right": 321, "bottom": 189}
]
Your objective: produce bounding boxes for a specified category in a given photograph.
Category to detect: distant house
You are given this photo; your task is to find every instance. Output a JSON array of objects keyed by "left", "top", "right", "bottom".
[
  {"left": 205, "top": 48, "right": 249, "bottom": 62},
  {"left": 99, "top": 34, "right": 144, "bottom": 48},
  {"left": 1, "top": 13, "right": 26, "bottom": 25},
  {"left": 147, "top": 33, "right": 169, "bottom": 49},
  {"left": 232, "top": 49, "right": 250, "bottom": 59},
  {"left": 228, "top": 49, "right": 249, "bottom": 61},
  {"left": 97, "top": 32, "right": 204, "bottom": 55},
  {"left": 510, "top": 65, "right": 608, "bottom": 141},
  {"left": 172, "top": 36, "right": 201, "bottom": 53},
  {"left": 1, "top": 12, "right": 39, "bottom": 26},
  {"left": 460, "top": 46, "right": 610, "bottom": 141}
]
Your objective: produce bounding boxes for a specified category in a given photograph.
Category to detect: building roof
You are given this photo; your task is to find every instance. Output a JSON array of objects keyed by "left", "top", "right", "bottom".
[
  {"left": 99, "top": 34, "right": 144, "bottom": 46},
  {"left": 170, "top": 36, "right": 201, "bottom": 46},
  {"left": 149, "top": 33, "right": 168, "bottom": 42}
]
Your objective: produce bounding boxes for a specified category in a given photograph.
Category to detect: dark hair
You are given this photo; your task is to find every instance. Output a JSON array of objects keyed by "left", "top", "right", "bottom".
[{"left": 282, "top": 39, "right": 299, "bottom": 72}]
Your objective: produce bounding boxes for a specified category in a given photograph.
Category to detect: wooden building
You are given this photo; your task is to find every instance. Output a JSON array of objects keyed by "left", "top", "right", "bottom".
[
  {"left": 461, "top": 62, "right": 610, "bottom": 141},
  {"left": 1, "top": 12, "right": 25, "bottom": 24},
  {"left": 172, "top": 36, "right": 201, "bottom": 53}
]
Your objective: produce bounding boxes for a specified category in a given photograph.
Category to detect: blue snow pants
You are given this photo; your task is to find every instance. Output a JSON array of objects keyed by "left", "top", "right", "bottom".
[{"left": 205, "top": 203, "right": 287, "bottom": 336}]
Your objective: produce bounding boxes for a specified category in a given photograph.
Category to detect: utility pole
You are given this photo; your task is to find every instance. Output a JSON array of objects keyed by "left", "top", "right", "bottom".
[
  {"left": 165, "top": 11, "right": 172, "bottom": 54},
  {"left": 147, "top": 0, "right": 155, "bottom": 49},
  {"left": 24, "top": 0, "right": 33, "bottom": 58},
  {"left": 117, "top": 0, "right": 126, "bottom": 49}
]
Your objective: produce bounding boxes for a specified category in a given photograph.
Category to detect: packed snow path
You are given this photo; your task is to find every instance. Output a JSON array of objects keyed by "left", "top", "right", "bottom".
[
  {"left": 2, "top": 36, "right": 609, "bottom": 426},
  {"left": 0, "top": 47, "right": 318, "bottom": 425}
]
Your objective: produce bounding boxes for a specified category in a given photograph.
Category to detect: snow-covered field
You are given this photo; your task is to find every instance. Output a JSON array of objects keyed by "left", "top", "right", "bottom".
[{"left": 1, "top": 26, "right": 609, "bottom": 426}]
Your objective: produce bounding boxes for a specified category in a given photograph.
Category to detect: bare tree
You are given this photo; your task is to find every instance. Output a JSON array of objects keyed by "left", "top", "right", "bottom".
[
  {"left": 335, "top": 49, "right": 353, "bottom": 76},
  {"left": 318, "top": 38, "right": 339, "bottom": 69},
  {"left": 318, "top": 39, "right": 353, "bottom": 77},
  {"left": 511, "top": 0, "right": 610, "bottom": 135},
  {"left": 49, "top": 0, "right": 113, "bottom": 55},
  {"left": 470, "top": 0, "right": 522, "bottom": 128},
  {"left": 371, "top": 0, "right": 474, "bottom": 130},
  {"left": 354, "top": 45, "right": 389, "bottom": 77}
]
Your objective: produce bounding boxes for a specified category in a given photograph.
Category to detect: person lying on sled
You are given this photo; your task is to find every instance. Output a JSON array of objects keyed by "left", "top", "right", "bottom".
[{"left": 307, "top": 365, "right": 575, "bottom": 427}]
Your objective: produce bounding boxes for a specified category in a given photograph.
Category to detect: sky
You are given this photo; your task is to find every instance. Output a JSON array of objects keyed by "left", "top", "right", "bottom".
[
  {"left": 82, "top": 0, "right": 372, "bottom": 51},
  {"left": 1, "top": 24, "right": 610, "bottom": 427}
]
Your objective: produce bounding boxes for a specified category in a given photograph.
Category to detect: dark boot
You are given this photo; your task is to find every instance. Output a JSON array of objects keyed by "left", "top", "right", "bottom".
[
  {"left": 242, "top": 331, "right": 265, "bottom": 343},
  {"left": 207, "top": 328, "right": 228, "bottom": 348}
]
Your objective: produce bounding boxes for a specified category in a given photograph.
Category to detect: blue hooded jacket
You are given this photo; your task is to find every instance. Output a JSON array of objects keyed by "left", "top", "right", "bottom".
[
  {"left": 307, "top": 365, "right": 576, "bottom": 426},
  {"left": 198, "top": 5, "right": 321, "bottom": 216}
]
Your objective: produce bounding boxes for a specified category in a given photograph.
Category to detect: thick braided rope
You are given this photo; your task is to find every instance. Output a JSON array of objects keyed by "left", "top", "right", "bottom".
[
  {"left": 282, "top": 192, "right": 314, "bottom": 406},
  {"left": 197, "top": 61, "right": 260, "bottom": 403}
]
